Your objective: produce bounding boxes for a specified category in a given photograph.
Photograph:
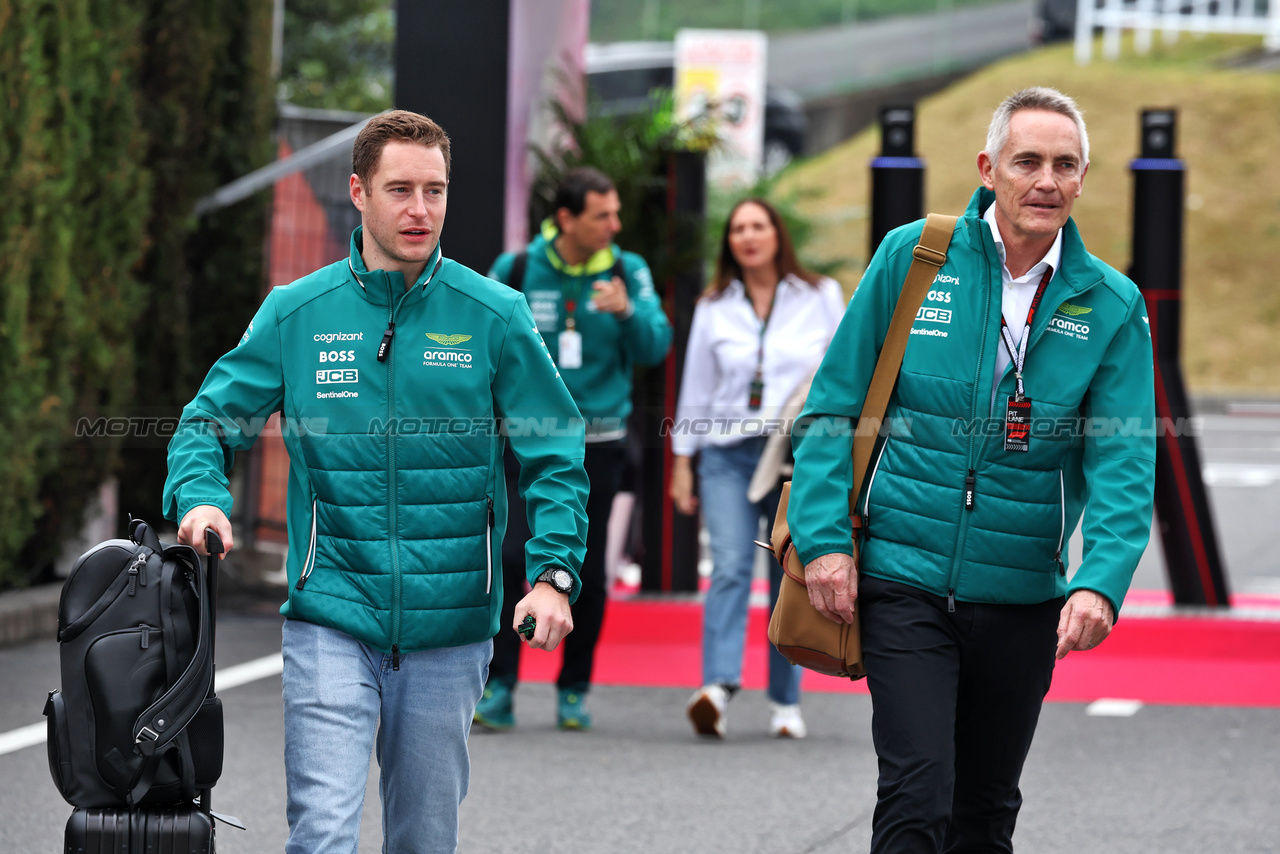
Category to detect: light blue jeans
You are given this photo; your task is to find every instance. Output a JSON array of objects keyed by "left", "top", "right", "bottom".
[
  {"left": 281, "top": 619, "right": 490, "bottom": 854},
  {"left": 698, "top": 436, "right": 803, "bottom": 705}
]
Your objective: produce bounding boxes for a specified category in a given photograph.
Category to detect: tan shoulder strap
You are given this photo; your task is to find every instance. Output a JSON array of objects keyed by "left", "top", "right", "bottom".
[{"left": 848, "top": 213, "right": 958, "bottom": 514}]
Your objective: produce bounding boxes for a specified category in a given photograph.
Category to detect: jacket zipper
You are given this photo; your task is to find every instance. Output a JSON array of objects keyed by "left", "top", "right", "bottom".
[
  {"left": 946, "top": 223, "right": 995, "bottom": 612},
  {"left": 861, "top": 437, "right": 892, "bottom": 535},
  {"left": 485, "top": 498, "right": 495, "bottom": 594},
  {"left": 387, "top": 285, "right": 415, "bottom": 671},
  {"left": 295, "top": 498, "right": 319, "bottom": 590},
  {"left": 960, "top": 258, "right": 1106, "bottom": 602}
]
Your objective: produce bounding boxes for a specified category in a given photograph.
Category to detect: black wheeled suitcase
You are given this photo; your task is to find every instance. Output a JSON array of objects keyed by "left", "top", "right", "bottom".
[
  {"left": 64, "top": 804, "right": 214, "bottom": 854},
  {"left": 47, "top": 522, "right": 239, "bottom": 853}
]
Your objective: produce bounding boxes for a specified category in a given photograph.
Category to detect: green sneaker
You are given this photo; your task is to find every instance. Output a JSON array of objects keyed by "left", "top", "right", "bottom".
[
  {"left": 557, "top": 684, "right": 592, "bottom": 731},
  {"left": 473, "top": 676, "right": 515, "bottom": 731}
]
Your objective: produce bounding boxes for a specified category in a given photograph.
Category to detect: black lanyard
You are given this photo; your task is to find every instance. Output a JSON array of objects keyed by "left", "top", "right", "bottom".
[
  {"left": 998, "top": 265, "right": 1053, "bottom": 402},
  {"left": 748, "top": 286, "right": 778, "bottom": 410}
]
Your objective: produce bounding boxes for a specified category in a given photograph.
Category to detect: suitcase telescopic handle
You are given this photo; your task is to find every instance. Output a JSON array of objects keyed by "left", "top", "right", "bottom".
[{"left": 204, "top": 528, "right": 224, "bottom": 557}]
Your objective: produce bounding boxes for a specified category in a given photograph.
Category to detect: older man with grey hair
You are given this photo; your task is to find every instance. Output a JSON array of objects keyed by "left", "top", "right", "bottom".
[{"left": 788, "top": 87, "right": 1155, "bottom": 852}]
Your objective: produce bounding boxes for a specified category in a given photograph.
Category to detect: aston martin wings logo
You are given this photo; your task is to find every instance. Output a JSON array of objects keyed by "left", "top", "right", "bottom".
[
  {"left": 425, "top": 333, "right": 472, "bottom": 346},
  {"left": 1057, "top": 303, "right": 1092, "bottom": 317}
]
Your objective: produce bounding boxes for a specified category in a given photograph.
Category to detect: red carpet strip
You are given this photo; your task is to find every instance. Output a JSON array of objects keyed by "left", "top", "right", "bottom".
[{"left": 518, "top": 590, "right": 1280, "bottom": 708}]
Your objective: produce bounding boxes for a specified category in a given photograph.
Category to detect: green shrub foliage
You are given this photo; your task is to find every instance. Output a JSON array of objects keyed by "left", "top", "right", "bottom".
[{"left": 0, "top": 0, "right": 273, "bottom": 587}]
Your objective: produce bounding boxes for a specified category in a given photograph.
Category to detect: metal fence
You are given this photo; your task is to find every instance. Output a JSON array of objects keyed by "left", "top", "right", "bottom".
[{"left": 1075, "top": 0, "right": 1280, "bottom": 63}]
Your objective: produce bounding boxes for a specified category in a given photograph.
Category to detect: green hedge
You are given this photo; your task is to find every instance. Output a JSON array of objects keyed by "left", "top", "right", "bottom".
[{"left": 0, "top": 0, "right": 274, "bottom": 587}]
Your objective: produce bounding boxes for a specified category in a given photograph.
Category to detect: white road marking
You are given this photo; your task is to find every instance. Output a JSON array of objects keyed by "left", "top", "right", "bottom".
[
  {"left": 215, "top": 653, "right": 284, "bottom": 692},
  {"left": 0, "top": 653, "right": 284, "bottom": 757},
  {"left": 0, "top": 723, "right": 46, "bottom": 756},
  {"left": 1202, "top": 464, "right": 1280, "bottom": 487},
  {"left": 1086, "top": 698, "right": 1144, "bottom": 717}
]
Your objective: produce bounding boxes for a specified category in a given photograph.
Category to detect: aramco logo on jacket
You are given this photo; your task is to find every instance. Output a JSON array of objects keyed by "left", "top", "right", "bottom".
[
  {"left": 424, "top": 333, "right": 474, "bottom": 368},
  {"left": 1050, "top": 303, "right": 1091, "bottom": 341}
]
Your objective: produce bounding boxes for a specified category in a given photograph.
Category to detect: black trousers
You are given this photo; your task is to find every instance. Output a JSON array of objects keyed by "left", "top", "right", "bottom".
[
  {"left": 858, "top": 575, "right": 1063, "bottom": 854},
  {"left": 488, "top": 440, "right": 626, "bottom": 690}
]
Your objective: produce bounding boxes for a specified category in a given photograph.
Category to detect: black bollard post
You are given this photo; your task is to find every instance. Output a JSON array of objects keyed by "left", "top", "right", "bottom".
[
  {"left": 869, "top": 105, "right": 925, "bottom": 258},
  {"left": 639, "top": 151, "right": 705, "bottom": 593},
  {"left": 1129, "top": 109, "right": 1229, "bottom": 606}
]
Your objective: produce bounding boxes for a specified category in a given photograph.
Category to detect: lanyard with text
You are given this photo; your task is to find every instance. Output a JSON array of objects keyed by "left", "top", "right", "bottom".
[
  {"left": 998, "top": 265, "right": 1053, "bottom": 452},
  {"left": 747, "top": 286, "right": 778, "bottom": 410}
]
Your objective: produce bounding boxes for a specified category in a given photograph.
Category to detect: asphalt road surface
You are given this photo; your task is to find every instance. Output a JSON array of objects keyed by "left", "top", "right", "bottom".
[{"left": 768, "top": 1, "right": 1037, "bottom": 98}]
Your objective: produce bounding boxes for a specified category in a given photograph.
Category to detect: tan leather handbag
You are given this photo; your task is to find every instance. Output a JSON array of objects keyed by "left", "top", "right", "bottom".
[{"left": 764, "top": 214, "right": 957, "bottom": 679}]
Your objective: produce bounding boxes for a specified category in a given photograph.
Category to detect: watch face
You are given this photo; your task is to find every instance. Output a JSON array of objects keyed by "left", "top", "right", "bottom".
[{"left": 551, "top": 569, "right": 573, "bottom": 592}]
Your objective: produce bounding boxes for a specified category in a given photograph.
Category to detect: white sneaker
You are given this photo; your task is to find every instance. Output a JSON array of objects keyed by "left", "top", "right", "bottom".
[
  {"left": 686, "top": 684, "right": 730, "bottom": 738},
  {"left": 769, "top": 702, "right": 807, "bottom": 739}
]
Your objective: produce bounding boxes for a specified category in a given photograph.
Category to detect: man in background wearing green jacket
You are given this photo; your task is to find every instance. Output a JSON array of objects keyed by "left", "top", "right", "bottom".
[
  {"left": 479, "top": 167, "right": 672, "bottom": 730},
  {"left": 164, "top": 111, "right": 589, "bottom": 854},
  {"left": 790, "top": 88, "right": 1155, "bottom": 852}
]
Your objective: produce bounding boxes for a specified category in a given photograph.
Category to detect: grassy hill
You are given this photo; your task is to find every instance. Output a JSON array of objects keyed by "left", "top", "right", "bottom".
[{"left": 783, "top": 34, "right": 1280, "bottom": 393}]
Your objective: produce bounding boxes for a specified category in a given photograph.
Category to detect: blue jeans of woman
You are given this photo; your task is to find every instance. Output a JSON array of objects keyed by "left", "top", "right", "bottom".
[
  {"left": 697, "top": 435, "right": 803, "bottom": 705},
  {"left": 281, "top": 619, "right": 490, "bottom": 854}
]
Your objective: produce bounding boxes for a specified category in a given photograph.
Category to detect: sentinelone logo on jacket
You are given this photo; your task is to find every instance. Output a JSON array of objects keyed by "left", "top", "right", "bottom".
[{"left": 424, "top": 333, "right": 474, "bottom": 369}]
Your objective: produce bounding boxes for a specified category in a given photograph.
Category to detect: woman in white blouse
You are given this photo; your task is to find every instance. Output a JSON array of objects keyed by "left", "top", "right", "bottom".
[{"left": 671, "top": 198, "right": 845, "bottom": 739}]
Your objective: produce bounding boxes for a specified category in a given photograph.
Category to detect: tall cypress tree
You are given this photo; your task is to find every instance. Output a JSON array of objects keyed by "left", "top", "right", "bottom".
[
  {"left": 0, "top": 0, "right": 151, "bottom": 586},
  {"left": 0, "top": 0, "right": 274, "bottom": 586}
]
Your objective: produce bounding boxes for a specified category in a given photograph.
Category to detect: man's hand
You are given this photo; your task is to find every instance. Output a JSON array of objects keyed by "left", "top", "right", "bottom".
[
  {"left": 804, "top": 553, "right": 857, "bottom": 625},
  {"left": 591, "top": 276, "right": 632, "bottom": 317},
  {"left": 513, "top": 582, "right": 574, "bottom": 651},
  {"left": 669, "top": 455, "right": 698, "bottom": 515},
  {"left": 1056, "top": 589, "right": 1115, "bottom": 659},
  {"left": 177, "top": 505, "right": 234, "bottom": 556}
]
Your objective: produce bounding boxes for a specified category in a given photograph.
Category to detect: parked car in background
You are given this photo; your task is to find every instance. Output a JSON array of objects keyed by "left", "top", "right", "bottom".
[{"left": 585, "top": 41, "right": 808, "bottom": 175}]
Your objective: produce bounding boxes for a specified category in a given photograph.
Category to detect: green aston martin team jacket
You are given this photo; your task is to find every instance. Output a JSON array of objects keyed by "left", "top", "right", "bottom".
[
  {"left": 164, "top": 230, "right": 589, "bottom": 654},
  {"left": 790, "top": 188, "right": 1155, "bottom": 616}
]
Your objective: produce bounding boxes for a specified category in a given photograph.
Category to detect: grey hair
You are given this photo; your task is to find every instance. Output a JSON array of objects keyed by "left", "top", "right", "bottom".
[{"left": 984, "top": 87, "right": 1089, "bottom": 167}]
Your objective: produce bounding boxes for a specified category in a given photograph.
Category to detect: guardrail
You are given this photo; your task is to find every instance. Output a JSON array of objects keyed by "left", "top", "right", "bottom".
[{"left": 1075, "top": 0, "right": 1280, "bottom": 64}]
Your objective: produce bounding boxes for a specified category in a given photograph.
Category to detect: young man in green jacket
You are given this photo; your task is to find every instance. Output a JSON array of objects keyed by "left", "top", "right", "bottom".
[
  {"left": 164, "top": 111, "right": 589, "bottom": 854},
  {"left": 478, "top": 168, "right": 672, "bottom": 730},
  {"left": 790, "top": 88, "right": 1155, "bottom": 852}
]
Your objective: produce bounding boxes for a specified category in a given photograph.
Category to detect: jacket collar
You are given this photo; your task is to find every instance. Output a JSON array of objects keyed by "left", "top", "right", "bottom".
[
  {"left": 964, "top": 187, "right": 1103, "bottom": 298},
  {"left": 346, "top": 227, "right": 444, "bottom": 307},
  {"left": 536, "top": 218, "right": 619, "bottom": 276}
]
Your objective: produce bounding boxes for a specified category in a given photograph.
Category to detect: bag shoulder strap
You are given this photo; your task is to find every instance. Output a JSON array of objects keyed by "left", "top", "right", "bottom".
[
  {"left": 849, "top": 213, "right": 958, "bottom": 513},
  {"left": 128, "top": 543, "right": 214, "bottom": 803}
]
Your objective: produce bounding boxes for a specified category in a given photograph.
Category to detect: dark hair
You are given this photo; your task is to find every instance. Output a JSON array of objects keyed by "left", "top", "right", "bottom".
[
  {"left": 710, "top": 198, "right": 821, "bottom": 296},
  {"left": 553, "top": 167, "right": 616, "bottom": 217},
  {"left": 352, "top": 110, "right": 452, "bottom": 184}
]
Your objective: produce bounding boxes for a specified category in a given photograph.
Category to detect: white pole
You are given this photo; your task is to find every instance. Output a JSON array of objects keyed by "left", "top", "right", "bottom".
[
  {"left": 1136, "top": 0, "right": 1154, "bottom": 54},
  {"left": 1075, "top": 0, "right": 1096, "bottom": 64},
  {"left": 1267, "top": 0, "right": 1280, "bottom": 51},
  {"left": 1103, "top": 0, "right": 1123, "bottom": 60}
]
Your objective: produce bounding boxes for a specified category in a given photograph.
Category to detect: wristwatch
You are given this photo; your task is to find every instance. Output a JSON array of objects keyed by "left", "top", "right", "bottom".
[{"left": 536, "top": 568, "right": 574, "bottom": 595}]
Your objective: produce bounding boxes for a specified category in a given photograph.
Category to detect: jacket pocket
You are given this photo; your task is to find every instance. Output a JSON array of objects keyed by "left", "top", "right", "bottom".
[
  {"left": 485, "top": 497, "right": 495, "bottom": 594},
  {"left": 1055, "top": 469, "right": 1067, "bottom": 574},
  {"left": 295, "top": 497, "right": 319, "bottom": 590},
  {"left": 861, "top": 437, "right": 892, "bottom": 531}
]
